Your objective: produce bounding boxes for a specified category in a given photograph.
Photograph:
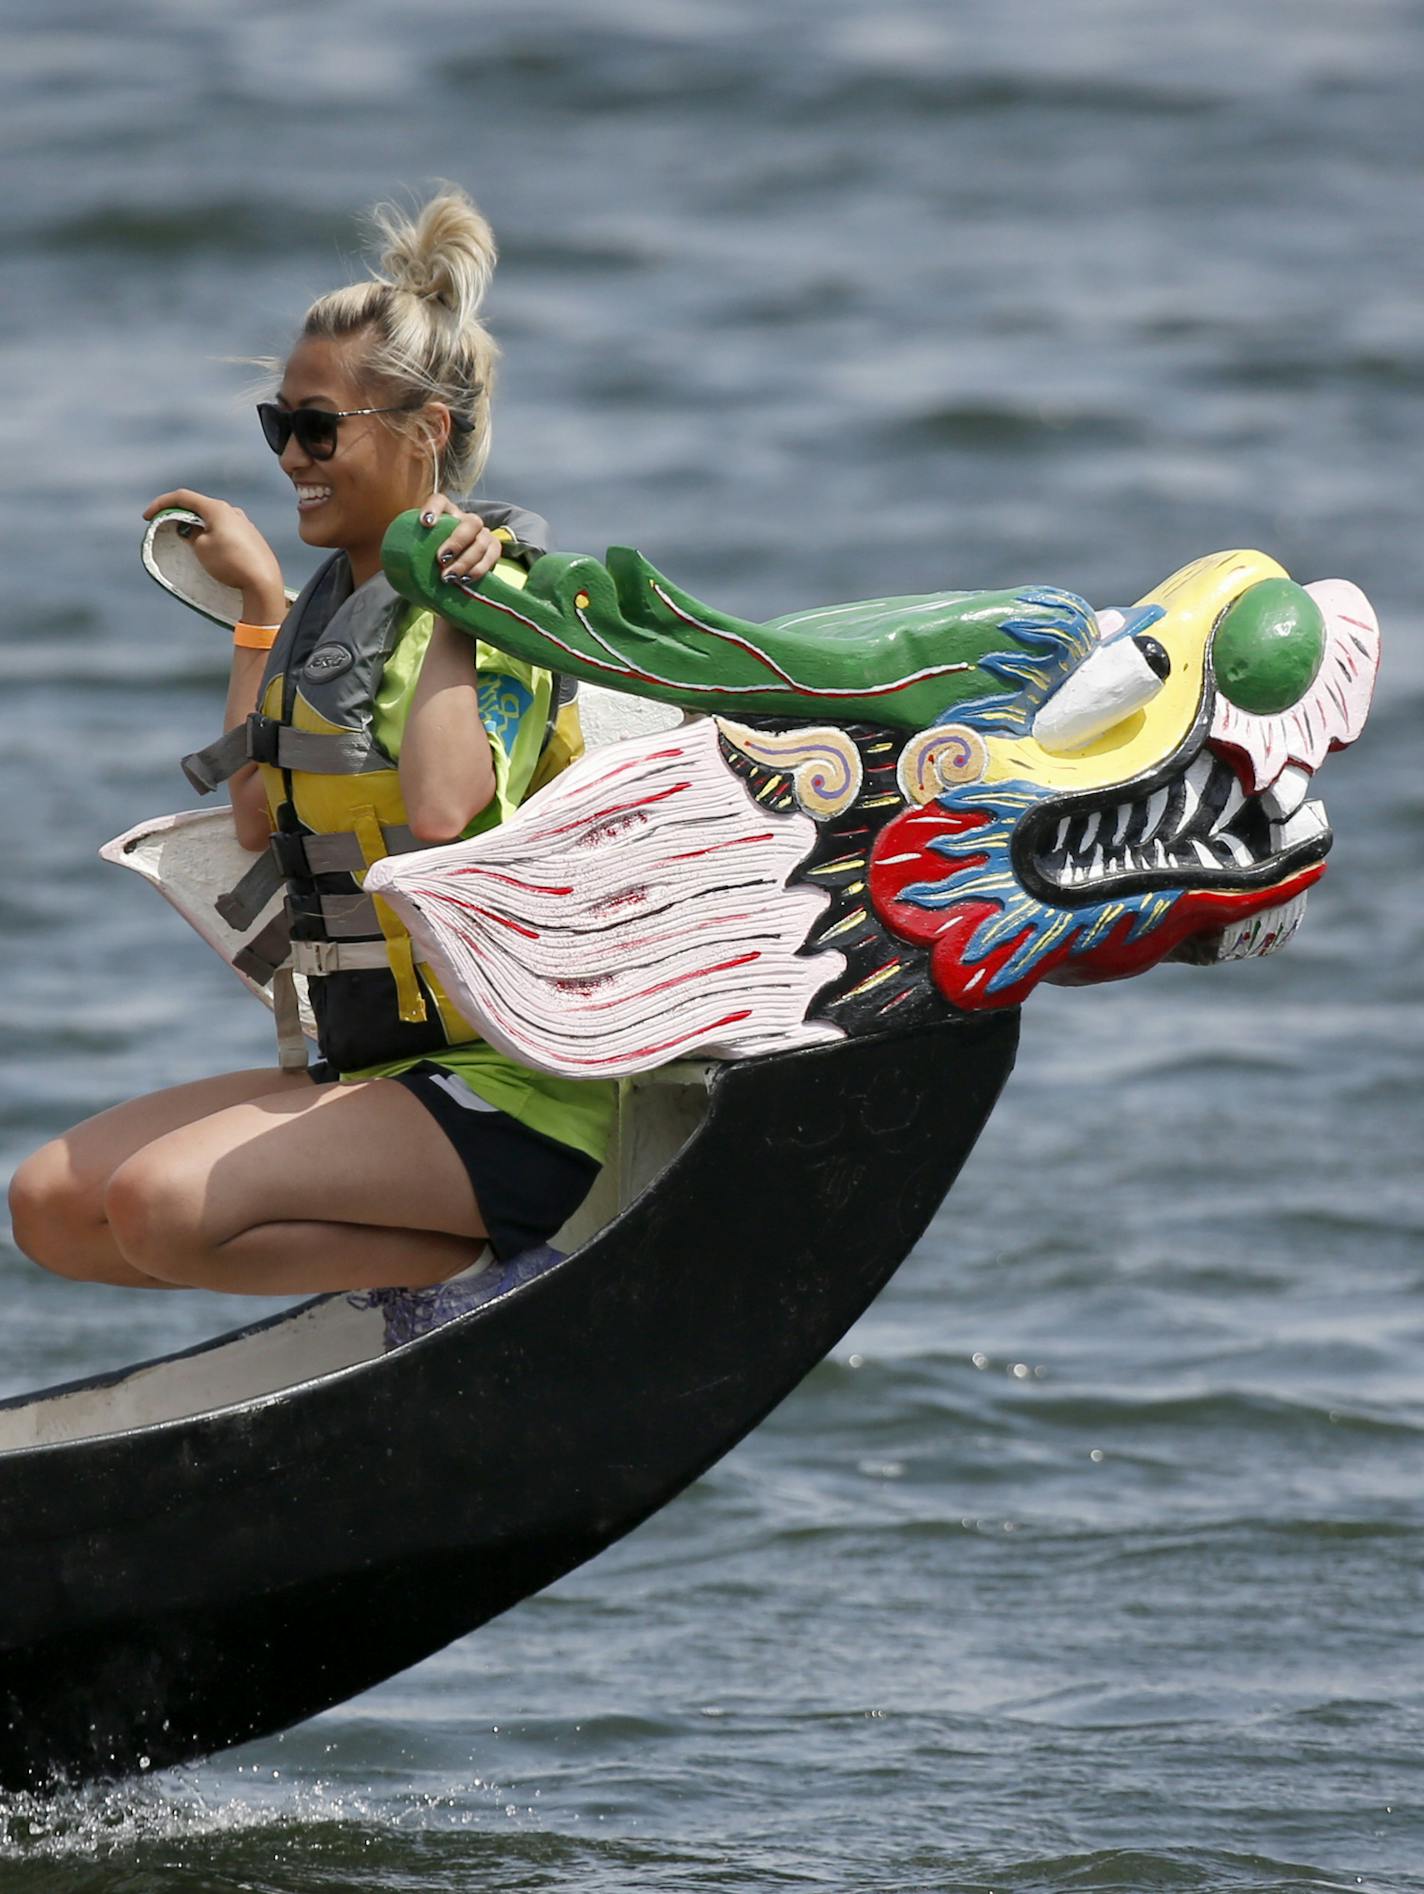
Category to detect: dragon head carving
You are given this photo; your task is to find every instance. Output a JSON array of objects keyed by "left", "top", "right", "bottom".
[
  {"left": 863, "top": 551, "right": 1376, "bottom": 1009},
  {"left": 371, "top": 518, "right": 1378, "bottom": 1073}
]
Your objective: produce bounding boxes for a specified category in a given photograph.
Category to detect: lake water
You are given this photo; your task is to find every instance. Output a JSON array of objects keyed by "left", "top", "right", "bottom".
[{"left": 0, "top": 0, "right": 1420, "bottom": 1887}]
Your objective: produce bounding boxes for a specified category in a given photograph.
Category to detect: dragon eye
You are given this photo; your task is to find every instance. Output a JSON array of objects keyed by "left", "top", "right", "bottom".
[{"left": 1212, "top": 579, "right": 1326, "bottom": 716}]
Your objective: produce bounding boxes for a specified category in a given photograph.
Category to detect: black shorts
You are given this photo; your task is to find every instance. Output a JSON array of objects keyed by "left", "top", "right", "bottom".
[{"left": 381, "top": 1061, "right": 601, "bottom": 1262}]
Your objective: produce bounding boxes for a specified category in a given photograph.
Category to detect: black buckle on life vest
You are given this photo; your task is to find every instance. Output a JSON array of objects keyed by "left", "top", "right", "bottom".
[
  {"left": 245, "top": 713, "right": 281, "bottom": 766},
  {"left": 269, "top": 831, "right": 312, "bottom": 878}
]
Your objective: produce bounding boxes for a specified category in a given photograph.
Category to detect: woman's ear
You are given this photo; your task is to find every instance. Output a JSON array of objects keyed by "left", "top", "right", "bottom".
[{"left": 422, "top": 402, "right": 455, "bottom": 459}]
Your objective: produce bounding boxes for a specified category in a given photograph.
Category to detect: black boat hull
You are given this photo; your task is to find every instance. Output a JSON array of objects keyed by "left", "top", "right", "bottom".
[{"left": 0, "top": 1011, "right": 1018, "bottom": 1789}]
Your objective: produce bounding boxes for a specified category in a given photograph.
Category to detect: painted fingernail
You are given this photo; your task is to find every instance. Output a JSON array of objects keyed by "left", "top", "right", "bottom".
[
  {"left": 438, "top": 548, "right": 454, "bottom": 564},
  {"left": 442, "top": 570, "right": 462, "bottom": 584},
  {"left": 421, "top": 511, "right": 435, "bottom": 526}
]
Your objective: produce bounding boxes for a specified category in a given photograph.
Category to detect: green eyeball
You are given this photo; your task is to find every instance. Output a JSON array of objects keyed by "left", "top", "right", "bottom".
[{"left": 1212, "top": 578, "right": 1326, "bottom": 716}]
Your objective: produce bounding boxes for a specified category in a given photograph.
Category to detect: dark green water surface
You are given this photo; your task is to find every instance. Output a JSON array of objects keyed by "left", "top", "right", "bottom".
[{"left": 0, "top": 1, "right": 1420, "bottom": 1886}]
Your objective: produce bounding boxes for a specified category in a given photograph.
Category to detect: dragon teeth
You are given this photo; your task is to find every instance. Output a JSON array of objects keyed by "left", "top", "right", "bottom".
[
  {"left": 1272, "top": 799, "right": 1330, "bottom": 851},
  {"left": 1042, "top": 755, "right": 1319, "bottom": 895},
  {"left": 1261, "top": 766, "right": 1312, "bottom": 822},
  {"left": 1176, "top": 760, "right": 1210, "bottom": 832},
  {"left": 1209, "top": 775, "right": 1245, "bottom": 835},
  {"left": 1140, "top": 785, "right": 1170, "bottom": 842}
]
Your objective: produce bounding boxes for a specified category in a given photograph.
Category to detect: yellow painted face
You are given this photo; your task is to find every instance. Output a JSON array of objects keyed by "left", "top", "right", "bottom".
[
  {"left": 865, "top": 545, "right": 1380, "bottom": 1012},
  {"left": 981, "top": 549, "right": 1289, "bottom": 793}
]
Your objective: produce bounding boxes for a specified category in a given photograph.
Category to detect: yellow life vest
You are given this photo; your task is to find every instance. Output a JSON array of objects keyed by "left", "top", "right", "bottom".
[{"left": 181, "top": 506, "right": 580, "bottom": 1072}]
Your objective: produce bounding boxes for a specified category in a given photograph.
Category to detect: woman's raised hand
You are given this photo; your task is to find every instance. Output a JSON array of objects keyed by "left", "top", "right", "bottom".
[
  {"left": 419, "top": 492, "right": 503, "bottom": 585},
  {"left": 143, "top": 490, "right": 286, "bottom": 623}
]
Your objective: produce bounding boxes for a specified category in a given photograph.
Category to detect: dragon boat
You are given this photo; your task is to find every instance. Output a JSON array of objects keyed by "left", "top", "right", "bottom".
[{"left": 0, "top": 513, "right": 1378, "bottom": 1789}]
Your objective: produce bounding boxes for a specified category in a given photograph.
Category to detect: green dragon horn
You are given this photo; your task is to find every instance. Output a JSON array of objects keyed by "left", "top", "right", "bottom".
[{"left": 381, "top": 507, "right": 1081, "bottom": 733}]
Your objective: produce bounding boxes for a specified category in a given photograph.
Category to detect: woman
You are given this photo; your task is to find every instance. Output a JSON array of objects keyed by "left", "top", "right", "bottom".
[{"left": 8, "top": 188, "right": 614, "bottom": 1295}]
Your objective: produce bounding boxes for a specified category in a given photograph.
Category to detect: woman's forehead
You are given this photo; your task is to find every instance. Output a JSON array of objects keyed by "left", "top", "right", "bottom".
[{"left": 279, "top": 334, "right": 371, "bottom": 404}]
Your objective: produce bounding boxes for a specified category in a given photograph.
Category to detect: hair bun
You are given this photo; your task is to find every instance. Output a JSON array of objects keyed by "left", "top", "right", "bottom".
[
  {"left": 372, "top": 186, "right": 497, "bottom": 322},
  {"left": 300, "top": 186, "right": 501, "bottom": 492}
]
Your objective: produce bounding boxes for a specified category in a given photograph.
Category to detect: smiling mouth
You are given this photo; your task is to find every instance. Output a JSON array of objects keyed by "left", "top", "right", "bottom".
[
  {"left": 295, "top": 485, "right": 333, "bottom": 512},
  {"left": 1015, "top": 746, "right": 1332, "bottom": 905}
]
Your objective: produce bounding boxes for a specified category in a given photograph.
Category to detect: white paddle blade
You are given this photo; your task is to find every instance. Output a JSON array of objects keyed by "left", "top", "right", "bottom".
[
  {"left": 141, "top": 507, "right": 298, "bottom": 630},
  {"left": 101, "top": 808, "right": 316, "bottom": 1038}
]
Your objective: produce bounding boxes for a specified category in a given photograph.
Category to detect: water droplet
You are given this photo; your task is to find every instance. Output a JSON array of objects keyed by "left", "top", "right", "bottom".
[
  {"left": 1011, "top": 1362, "right": 1031, "bottom": 1379},
  {"left": 137, "top": 1756, "right": 150, "bottom": 1771},
  {"left": 848, "top": 1352, "right": 863, "bottom": 1368},
  {"left": 971, "top": 1351, "right": 989, "bottom": 1369},
  {"left": 1090, "top": 1449, "right": 1105, "bottom": 1463}
]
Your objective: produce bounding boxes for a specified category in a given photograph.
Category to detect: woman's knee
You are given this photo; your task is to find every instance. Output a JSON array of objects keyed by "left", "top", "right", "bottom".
[
  {"left": 8, "top": 1141, "right": 97, "bottom": 1272},
  {"left": 103, "top": 1153, "right": 207, "bottom": 1282}
]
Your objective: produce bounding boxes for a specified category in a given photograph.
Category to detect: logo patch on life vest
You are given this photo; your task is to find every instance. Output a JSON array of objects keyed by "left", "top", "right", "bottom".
[{"left": 304, "top": 642, "right": 356, "bottom": 681}]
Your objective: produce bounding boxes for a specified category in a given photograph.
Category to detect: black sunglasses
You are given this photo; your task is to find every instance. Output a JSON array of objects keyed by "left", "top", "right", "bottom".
[
  {"left": 257, "top": 399, "right": 418, "bottom": 461},
  {"left": 256, "top": 399, "right": 475, "bottom": 461}
]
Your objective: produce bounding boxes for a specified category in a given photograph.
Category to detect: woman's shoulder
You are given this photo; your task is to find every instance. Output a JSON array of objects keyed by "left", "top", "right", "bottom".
[{"left": 469, "top": 500, "right": 552, "bottom": 560}]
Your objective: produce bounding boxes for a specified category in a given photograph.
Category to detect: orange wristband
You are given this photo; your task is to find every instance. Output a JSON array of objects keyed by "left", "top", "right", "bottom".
[{"left": 233, "top": 620, "right": 282, "bottom": 651}]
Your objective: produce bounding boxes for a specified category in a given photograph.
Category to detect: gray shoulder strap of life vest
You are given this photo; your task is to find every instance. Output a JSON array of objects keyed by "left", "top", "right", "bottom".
[{"left": 475, "top": 500, "right": 551, "bottom": 560}]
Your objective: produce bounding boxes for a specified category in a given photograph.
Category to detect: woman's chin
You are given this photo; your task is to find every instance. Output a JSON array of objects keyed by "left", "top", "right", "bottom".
[{"left": 295, "top": 506, "right": 342, "bottom": 548}]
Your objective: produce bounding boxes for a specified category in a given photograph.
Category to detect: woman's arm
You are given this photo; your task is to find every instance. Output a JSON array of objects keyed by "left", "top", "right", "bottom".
[
  {"left": 400, "top": 618, "right": 496, "bottom": 843},
  {"left": 399, "top": 498, "right": 506, "bottom": 844},
  {"left": 225, "top": 656, "right": 279, "bottom": 853},
  {"left": 143, "top": 488, "right": 286, "bottom": 853}
]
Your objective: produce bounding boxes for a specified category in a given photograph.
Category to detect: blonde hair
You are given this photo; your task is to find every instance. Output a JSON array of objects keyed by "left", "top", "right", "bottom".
[{"left": 300, "top": 185, "right": 500, "bottom": 492}]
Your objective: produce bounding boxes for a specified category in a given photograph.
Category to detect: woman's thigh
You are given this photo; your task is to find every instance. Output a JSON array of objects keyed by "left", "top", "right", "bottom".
[
  {"left": 108, "top": 1077, "right": 485, "bottom": 1255},
  {"left": 13, "top": 1066, "right": 318, "bottom": 1225}
]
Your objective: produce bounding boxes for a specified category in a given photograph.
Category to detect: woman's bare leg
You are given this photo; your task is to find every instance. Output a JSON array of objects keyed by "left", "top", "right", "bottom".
[
  {"left": 7, "top": 1067, "right": 318, "bottom": 1286},
  {"left": 102, "top": 1077, "right": 491, "bottom": 1295}
]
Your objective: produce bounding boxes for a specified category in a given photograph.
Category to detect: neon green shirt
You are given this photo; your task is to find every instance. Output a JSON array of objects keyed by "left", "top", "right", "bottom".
[{"left": 342, "top": 584, "right": 615, "bottom": 1166}]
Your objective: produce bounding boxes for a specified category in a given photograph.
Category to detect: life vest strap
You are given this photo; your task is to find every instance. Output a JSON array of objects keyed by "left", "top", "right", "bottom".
[
  {"left": 215, "top": 848, "right": 285, "bottom": 932},
  {"left": 290, "top": 939, "right": 393, "bottom": 977},
  {"left": 300, "top": 825, "right": 420, "bottom": 873},
  {"left": 182, "top": 715, "right": 377, "bottom": 795},
  {"left": 289, "top": 891, "right": 383, "bottom": 941},
  {"left": 271, "top": 968, "right": 309, "bottom": 1073},
  {"left": 351, "top": 807, "right": 429, "bottom": 1026},
  {"left": 232, "top": 912, "right": 294, "bottom": 985},
  {"left": 215, "top": 824, "right": 423, "bottom": 933},
  {"left": 385, "top": 932, "right": 428, "bottom": 1024}
]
